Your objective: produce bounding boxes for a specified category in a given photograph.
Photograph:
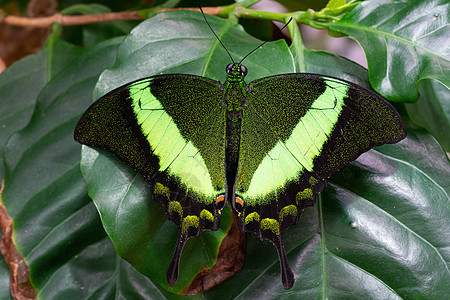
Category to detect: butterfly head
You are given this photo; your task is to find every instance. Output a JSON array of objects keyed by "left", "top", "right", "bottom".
[{"left": 226, "top": 63, "right": 247, "bottom": 82}]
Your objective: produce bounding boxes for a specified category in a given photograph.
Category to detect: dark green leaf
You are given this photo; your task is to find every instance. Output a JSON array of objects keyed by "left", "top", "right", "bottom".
[
  {"left": 94, "top": 11, "right": 293, "bottom": 98},
  {"left": 328, "top": 0, "right": 450, "bottom": 102},
  {"left": 1, "top": 37, "right": 142, "bottom": 298},
  {"left": 0, "top": 40, "right": 83, "bottom": 179},
  {"left": 405, "top": 80, "right": 450, "bottom": 151},
  {"left": 37, "top": 237, "right": 184, "bottom": 299},
  {"left": 1, "top": 8, "right": 448, "bottom": 298},
  {"left": 62, "top": 3, "right": 135, "bottom": 47}
]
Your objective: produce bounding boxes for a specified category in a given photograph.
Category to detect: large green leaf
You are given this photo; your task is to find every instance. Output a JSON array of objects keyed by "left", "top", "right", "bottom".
[
  {"left": 0, "top": 29, "right": 203, "bottom": 298},
  {"left": 0, "top": 6, "right": 448, "bottom": 298},
  {"left": 1, "top": 37, "right": 169, "bottom": 298},
  {"left": 0, "top": 52, "right": 45, "bottom": 181},
  {"left": 0, "top": 39, "right": 84, "bottom": 299},
  {"left": 328, "top": 0, "right": 450, "bottom": 102},
  {"left": 405, "top": 80, "right": 450, "bottom": 151},
  {"left": 0, "top": 40, "right": 83, "bottom": 179},
  {"left": 94, "top": 11, "right": 293, "bottom": 95}
]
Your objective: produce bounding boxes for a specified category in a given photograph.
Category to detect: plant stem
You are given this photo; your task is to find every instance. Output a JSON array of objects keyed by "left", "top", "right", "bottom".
[{"left": 0, "top": 1, "right": 358, "bottom": 29}]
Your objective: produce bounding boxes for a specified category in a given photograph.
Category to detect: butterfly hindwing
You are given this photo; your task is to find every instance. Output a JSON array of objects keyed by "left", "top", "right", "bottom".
[
  {"left": 74, "top": 74, "right": 227, "bottom": 284},
  {"left": 234, "top": 73, "right": 406, "bottom": 289}
]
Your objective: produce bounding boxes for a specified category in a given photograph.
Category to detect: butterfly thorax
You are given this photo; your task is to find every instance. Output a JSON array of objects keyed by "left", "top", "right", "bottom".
[{"left": 224, "top": 63, "right": 247, "bottom": 111}]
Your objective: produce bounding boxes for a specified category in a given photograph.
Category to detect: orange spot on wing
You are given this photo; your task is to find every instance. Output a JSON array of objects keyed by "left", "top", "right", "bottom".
[{"left": 216, "top": 195, "right": 225, "bottom": 205}]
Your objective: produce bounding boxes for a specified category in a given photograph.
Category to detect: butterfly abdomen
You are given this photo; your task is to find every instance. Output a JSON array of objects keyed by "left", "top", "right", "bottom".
[{"left": 224, "top": 80, "right": 246, "bottom": 204}]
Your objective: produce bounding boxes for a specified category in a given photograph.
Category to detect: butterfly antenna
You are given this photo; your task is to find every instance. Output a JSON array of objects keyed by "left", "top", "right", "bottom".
[
  {"left": 199, "top": 5, "right": 235, "bottom": 63},
  {"left": 239, "top": 17, "right": 293, "bottom": 64}
]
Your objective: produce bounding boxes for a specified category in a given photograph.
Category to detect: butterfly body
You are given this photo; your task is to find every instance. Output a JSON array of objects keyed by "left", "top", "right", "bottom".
[
  {"left": 224, "top": 63, "right": 247, "bottom": 211},
  {"left": 75, "top": 61, "right": 406, "bottom": 289}
]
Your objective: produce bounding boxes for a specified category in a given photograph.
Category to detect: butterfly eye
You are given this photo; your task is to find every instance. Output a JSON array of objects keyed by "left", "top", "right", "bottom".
[
  {"left": 226, "top": 63, "right": 234, "bottom": 74},
  {"left": 240, "top": 65, "right": 248, "bottom": 77}
]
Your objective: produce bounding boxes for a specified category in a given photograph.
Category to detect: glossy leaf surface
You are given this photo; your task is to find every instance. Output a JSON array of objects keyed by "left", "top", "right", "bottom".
[
  {"left": 405, "top": 80, "right": 450, "bottom": 151},
  {"left": 1, "top": 37, "right": 146, "bottom": 298},
  {"left": 329, "top": 0, "right": 450, "bottom": 102},
  {"left": 0, "top": 40, "right": 83, "bottom": 179},
  {"left": 0, "top": 7, "right": 448, "bottom": 299}
]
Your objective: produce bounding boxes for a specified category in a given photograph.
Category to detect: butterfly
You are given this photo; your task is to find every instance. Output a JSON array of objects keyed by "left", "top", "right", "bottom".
[{"left": 74, "top": 11, "right": 407, "bottom": 290}]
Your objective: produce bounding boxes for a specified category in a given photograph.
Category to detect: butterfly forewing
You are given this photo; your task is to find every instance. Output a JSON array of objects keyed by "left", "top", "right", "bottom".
[
  {"left": 309, "top": 77, "right": 407, "bottom": 179},
  {"left": 240, "top": 73, "right": 406, "bottom": 187},
  {"left": 234, "top": 73, "right": 406, "bottom": 289},
  {"left": 74, "top": 75, "right": 227, "bottom": 283},
  {"left": 132, "top": 74, "right": 226, "bottom": 198}
]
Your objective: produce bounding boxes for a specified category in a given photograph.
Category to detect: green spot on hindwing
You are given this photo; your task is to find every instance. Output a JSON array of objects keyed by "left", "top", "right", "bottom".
[
  {"left": 245, "top": 212, "right": 260, "bottom": 224},
  {"left": 182, "top": 215, "right": 199, "bottom": 236},
  {"left": 261, "top": 218, "right": 280, "bottom": 236},
  {"left": 279, "top": 205, "right": 297, "bottom": 223},
  {"left": 200, "top": 209, "right": 214, "bottom": 222},
  {"left": 154, "top": 182, "right": 170, "bottom": 200},
  {"left": 309, "top": 176, "right": 318, "bottom": 186},
  {"left": 168, "top": 201, "right": 183, "bottom": 217},
  {"left": 296, "top": 188, "right": 313, "bottom": 205}
]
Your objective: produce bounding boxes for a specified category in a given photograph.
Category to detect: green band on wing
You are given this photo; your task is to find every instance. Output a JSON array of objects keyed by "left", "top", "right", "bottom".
[
  {"left": 285, "top": 79, "right": 348, "bottom": 171},
  {"left": 129, "top": 81, "right": 216, "bottom": 202}
]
